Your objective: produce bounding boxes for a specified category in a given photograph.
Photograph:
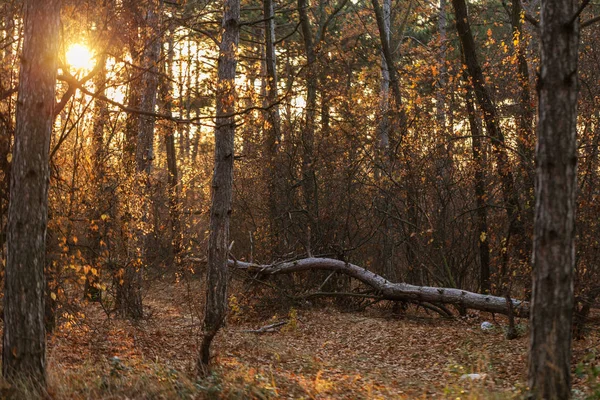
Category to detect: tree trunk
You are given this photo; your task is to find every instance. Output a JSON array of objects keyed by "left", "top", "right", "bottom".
[
  {"left": 465, "top": 79, "right": 491, "bottom": 293},
  {"left": 2, "top": 0, "right": 61, "bottom": 386},
  {"left": 0, "top": 2, "right": 17, "bottom": 263},
  {"left": 85, "top": 57, "right": 109, "bottom": 302},
  {"left": 117, "top": 0, "right": 161, "bottom": 319},
  {"left": 199, "top": 0, "right": 240, "bottom": 372},
  {"left": 511, "top": 0, "right": 535, "bottom": 180},
  {"left": 371, "top": 0, "right": 404, "bottom": 122},
  {"left": 263, "top": 0, "right": 282, "bottom": 257},
  {"left": 528, "top": 0, "right": 579, "bottom": 398},
  {"left": 510, "top": 0, "right": 535, "bottom": 264},
  {"left": 436, "top": 0, "right": 447, "bottom": 133},
  {"left": 161, "top": 29, "right": 182, "bottom": 262},
  {"left": 229, "top": 258, "right": 529, "bottom": 317},
  {"left": 373, "top": 0, "right": 395, "bottom": 281},
  {"left": 298, "top": 0, "right": 319, "bottom": 254},
  {"left": 452, "top": 0, "right": 526, "bottom": 271}
]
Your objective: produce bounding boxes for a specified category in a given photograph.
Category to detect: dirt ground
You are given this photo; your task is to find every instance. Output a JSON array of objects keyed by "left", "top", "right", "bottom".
[{"left": 6, "top": 278, "right": 598, "bottom": 399}]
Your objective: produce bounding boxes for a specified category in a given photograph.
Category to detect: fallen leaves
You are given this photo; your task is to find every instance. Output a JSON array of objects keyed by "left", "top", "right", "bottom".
[{"left": 3, "top": 281, "right": 595, "bottom": 398}]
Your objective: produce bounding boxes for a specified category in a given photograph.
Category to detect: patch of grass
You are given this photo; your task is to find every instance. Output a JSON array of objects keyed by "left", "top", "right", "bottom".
[{"left": 47, "top": 357, "right": 200, "bottom": 399}]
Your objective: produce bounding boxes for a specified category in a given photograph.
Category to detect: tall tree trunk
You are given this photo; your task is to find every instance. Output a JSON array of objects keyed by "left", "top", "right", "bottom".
[
  {"left": 511, "top": 0, "right": 535, "bottom": 176},
  {"left": 465, "top": 79, "right": 490, "bottom": 293},
  {"left": 132, "top": 0, "right": 161, "bottom": 317},
  {"left": 117, "top": 0, "right": 161, "bottom": 319},
  {"left": 437, "top": 0, "right": 447, "bottom": 133},
  {"left": 511, "top": 0, "right": 535, "bottom": 247},
  {"left": 452, "top": 0, "right": 526, "bottom": 272},
  {"left": 2, "top": 0, "right": 60, "bottom": 385},
  {"left": 374, "top": 0, "right": 395, "bottom": 281},
  {"left": 372, "top": 0, "right": 418, "bottom": 281},
  {"left": 199, "top": 0, "right": 240, "bottom": 371},
  {"left": 528, "top": 0, "right": 579, "bottom": 398},
  {"left": 263, "top": 0, "right": 282, "bottom": 257},
  {"left": 298, "top": 0, "right": 319, "bottom": 254},
  {"left": 85, "top": 58, "right": 109, "bottom": 301},
  {"left": 161, "top": 30, "right": 182, "bottom": 262},
  {"left": 0, "top": 3, "right": 17, "bottom": 260},
  {"left": 371, "top": 0, "right": 403, "bottom": 122}
]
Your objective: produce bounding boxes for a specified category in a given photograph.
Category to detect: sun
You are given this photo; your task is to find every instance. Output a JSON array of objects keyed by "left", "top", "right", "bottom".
[{"left": 65, "top": 43, "right": 94, "bottom": 70}]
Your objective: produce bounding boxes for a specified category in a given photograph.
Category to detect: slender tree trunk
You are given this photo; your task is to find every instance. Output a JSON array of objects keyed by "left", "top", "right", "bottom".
[
  {"left": 2, "top": 0, "right": 60, "bottom": 385},
  {"left": 263, "top": 0, "right": 282, "bottom": 257},
  {"left": 298, "top": 0, "right": 319, "bottom": 254},
  {"left": 436, "top": 0, "right": 447, "bottom": 133},
  {"left": 374, "top": 0, "right": 395, "bottom": 281},
  {"left": 528, "top": 0, "right": 579, "bottom": 398},
  {"left": 465, "top": 80, "right": 490, "bottom": 293},
  {"left": 452, "top": 0, "right": 525, "bottom": 271},
  {"left": 132, "top": 0, "right": 161, "bottom": 317},
  {"left": 116, "top": 70, "right": 141, "bottom": 314},
  {"left": 511, "top": 0, "right": 535, "bottom": 175},
  {"left": 371, "top": 0, "right": 403, "bottom": 122},
  {"left": 161, "top": 31, "right": 182, "bottom": 262},
  {"left": 85, "top": 58, "right": 109, "bottom": 302},
  {"left": 117, "top": 0, "right": 161, "bottom": 319},
  {"left": 199, "top": 0, "right": 240, "bottom": 371},
  {"left": 0, "top": 4, "right": 17, "bottom": 260},
  {"left": 510, "top": 0, "right": 535, "bottom": 257}
]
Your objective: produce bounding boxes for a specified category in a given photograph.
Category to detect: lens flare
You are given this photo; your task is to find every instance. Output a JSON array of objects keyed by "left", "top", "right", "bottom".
[{"left": 66, "top": 43, "right": 94, "bottom": 70}]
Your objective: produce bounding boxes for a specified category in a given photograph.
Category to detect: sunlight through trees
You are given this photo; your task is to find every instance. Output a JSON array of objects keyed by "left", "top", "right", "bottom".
[{"left": 0, "top": 0, "right": 598, "bottom": 397}]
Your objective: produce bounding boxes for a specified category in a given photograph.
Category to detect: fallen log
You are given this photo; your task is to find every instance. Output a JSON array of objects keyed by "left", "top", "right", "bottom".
[{"left": 228, "top": 257, "right": 529, "bottom": 317}]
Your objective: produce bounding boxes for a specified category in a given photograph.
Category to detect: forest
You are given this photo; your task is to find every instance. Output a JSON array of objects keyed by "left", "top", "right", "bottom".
[{"left": 0, "top": 0, "right": 597, "bottom": 398}]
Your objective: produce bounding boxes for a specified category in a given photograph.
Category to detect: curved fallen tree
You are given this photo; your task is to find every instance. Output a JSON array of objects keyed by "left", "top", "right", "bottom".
[{"left": 228, "top": 258, "right": 529, "bottom": 317}]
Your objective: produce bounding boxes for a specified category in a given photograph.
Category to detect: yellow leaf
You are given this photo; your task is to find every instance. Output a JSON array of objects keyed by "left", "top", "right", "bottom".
[
  {"left": 480, "top": 232, "right": 487, "bottom": 242},
  {"left": 50, "top": 292, "right": 57, "bottom": 300}
]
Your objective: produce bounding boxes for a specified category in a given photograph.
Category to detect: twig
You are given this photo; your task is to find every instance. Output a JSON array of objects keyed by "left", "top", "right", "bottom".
[{"left": 243, "top": 320, "right": 288, "bottom": 334}]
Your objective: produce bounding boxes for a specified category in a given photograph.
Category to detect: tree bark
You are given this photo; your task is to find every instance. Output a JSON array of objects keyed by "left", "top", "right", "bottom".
[
  {"left": 2, "top": 0, "right": 61, "bottom": 386},
  {"left": 229, "top": 258, "right": 529, "bottom": 317},
  {"left": 528, "top": 0, "right": 579, "bottom": 398},
  {"left": 199, "top": 0, "right": 240, "bottom": 372}
]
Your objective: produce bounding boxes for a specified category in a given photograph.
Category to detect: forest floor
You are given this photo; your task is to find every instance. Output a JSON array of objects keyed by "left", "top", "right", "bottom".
[{"left": 3, "top": 278, "right": 600, "bottom": 399}]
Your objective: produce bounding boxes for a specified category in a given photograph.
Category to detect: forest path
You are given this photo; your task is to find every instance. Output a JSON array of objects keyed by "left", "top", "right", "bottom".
[{"left": 39, "top": 281, "right": 598, "bottom": 399}]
